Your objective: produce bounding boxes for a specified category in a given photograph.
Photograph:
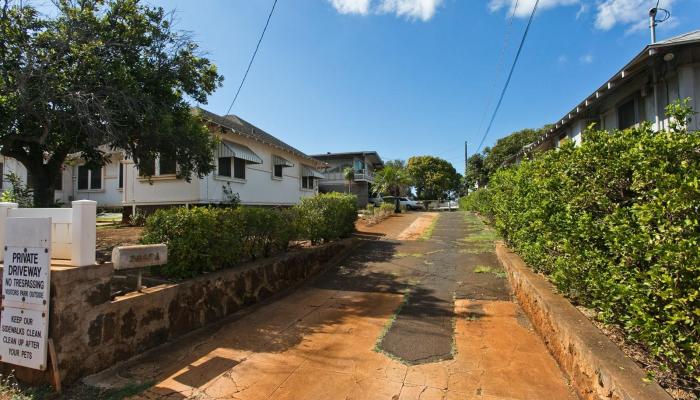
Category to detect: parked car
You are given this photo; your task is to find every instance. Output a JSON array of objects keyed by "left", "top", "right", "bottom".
[{"left": 381, "top": 196, "right": 421, "bottom": 210}]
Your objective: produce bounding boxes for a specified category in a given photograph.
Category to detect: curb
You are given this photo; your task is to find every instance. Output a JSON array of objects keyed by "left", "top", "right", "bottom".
[{"left": 496, "top": 242, "right": 672, "bottom": 400}]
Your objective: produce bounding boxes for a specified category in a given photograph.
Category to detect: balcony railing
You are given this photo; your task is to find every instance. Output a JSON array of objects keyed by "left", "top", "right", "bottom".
[{"left": 322, "top": 169, "right": 374, "bottom": 183}]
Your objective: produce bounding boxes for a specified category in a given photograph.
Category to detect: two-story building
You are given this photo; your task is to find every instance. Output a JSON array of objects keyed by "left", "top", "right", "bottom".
[
  {"left": 311, "top": 151, "right": 384, "bottom": 207},
  {"left": 513, "top": 30, "right": 700, "bottom": 162}
]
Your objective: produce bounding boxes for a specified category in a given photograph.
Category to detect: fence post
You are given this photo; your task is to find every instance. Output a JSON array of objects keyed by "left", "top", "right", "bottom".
[
  {"left": 71, "top": 200, "right": 96, "bottom": 266},
  {"left": 0, "top": 202, "right": 18, "bottom": 261}
]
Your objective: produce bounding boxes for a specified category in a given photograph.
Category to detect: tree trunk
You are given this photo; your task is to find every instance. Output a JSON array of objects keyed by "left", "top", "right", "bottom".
[
  {"left": 27, "top": 165, "right": 58, "bottom": 208},
  {"left": 394, "top": 187, "right": 401, "bottom": 214}
]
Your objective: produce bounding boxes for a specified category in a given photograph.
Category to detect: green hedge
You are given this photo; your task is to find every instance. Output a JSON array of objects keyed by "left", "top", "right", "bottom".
[
  {"left": 294, "top": 192, "right": 358, "bottom": 244},
  {"left": 141, "top": 193, "right": 357, "bottom": 278},
  {"left": 458, "top": 188, "right": 492, "bottom": 220},
  {"left": 462, "top": 102, "right": 700, "bottom": 383}
]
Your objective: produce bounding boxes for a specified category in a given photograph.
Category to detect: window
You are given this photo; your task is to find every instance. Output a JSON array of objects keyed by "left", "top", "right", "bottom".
[
  {"left": 217, "top": 157, "right": 246, "bottom": 180},
  {"left": 54, "top": 172, "right": 63, "bottom": 190},
  {"left": 26, "top": 169, "right": 34, "bottom": 188},
  {"left": 159, "top": 156, "right": 177, "bottom": 175},
  {"left": 274, "top": 165, "right": 284, "bottom": 179},
  {"left": 139, "top": 156, "right": 177, "bottom": 177},
  {"left": 78, "top": 165, "right": 102, "bottom": 190},
  {"left": 233, "top": 158, "right": 246, "bottom": 180},
  {"left": 617, "top": 99, "right": 637, "bottom": 130},
  {"left": 118, "top": 163, "right": 124, "bottom": 189},
  {"left": 301, "top": 176, "right": 315, "bottom": 190},
  {"left": 139, "top": 158, "right": 156, "bottom": 177},
  {"left": 218, "top": 157, "right": 232, "bottom": 177}
]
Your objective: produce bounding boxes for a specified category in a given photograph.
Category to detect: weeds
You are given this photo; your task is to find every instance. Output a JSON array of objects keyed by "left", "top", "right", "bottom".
[
  {"left": 473, "top": 265, "right": 506, "bottom": 278},
  {"left": 420, "top": 215, "right": 439, "bottom": 240}
]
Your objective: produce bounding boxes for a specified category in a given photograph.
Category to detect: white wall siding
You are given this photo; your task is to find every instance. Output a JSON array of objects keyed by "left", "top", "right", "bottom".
[
  {"left": 71, "top": 153, "right": 124, "bottom": 208},
  {"left": 0, "top": 156, "right": 72, "bottom": 205},
  {"left": 124, "top": 132, "right": 318, "bottom": 208}
]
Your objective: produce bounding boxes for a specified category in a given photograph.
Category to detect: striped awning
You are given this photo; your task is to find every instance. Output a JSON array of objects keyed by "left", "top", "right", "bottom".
[
  {"left": 302, "top": 166, "right": 325, "bottom": 179},
  {"left": 273, "top": 155, "right": 294, "bottom": 168},
  {"left": 217, "top": 141, "right": 263, "bottom": 164}
]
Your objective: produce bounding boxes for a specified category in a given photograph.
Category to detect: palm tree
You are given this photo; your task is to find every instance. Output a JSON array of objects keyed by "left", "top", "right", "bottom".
[
  {"left": 343, "top": 166, "right": 355, "bottom": 194},
  {"left": 373, "top": 162, "right": 410, "bottom": 213}
]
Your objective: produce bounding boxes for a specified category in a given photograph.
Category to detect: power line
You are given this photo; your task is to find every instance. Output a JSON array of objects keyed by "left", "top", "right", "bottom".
[
  {"left": 475, "top": 0, "right": 540, "bottom": 154},
  {"left": 474, "top": 0, "right": 520, "bottom": 144},
  {"left": 224, "top": 0, "right": 279, "bottom": 116}
]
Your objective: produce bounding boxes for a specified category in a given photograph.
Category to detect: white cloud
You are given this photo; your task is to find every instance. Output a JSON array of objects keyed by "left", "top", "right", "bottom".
[
  {"left": 579, "top": 53, "right": 594, "bottom": 63},
  {"left": 488, "top": 0, "right": 578, "bottom": 18},
  {"left": 327, "top": 0, "right": 443, "bottom": 21},
  {"left": 575, "top": 3, "right": 588, "bottom": 19},
  {"left": 595, "top": 0, "right": 676, "bottom": 31},
  {"left": 558, "top": 55, "right": 568, "bottom": 63},
  {"left": 378, "top": 0, "right": 443, "bottom": 21},
  {"left": 489, "top": 0, "right": 676, "bottom": 34},
  {"left": 329, "top": 0, "right": 371, "bottom": 15}
]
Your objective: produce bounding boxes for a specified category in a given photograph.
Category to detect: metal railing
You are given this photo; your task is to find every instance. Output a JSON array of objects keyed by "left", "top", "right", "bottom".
[{"left": 322, "top": 169, "right": 374, "bottom": 182}]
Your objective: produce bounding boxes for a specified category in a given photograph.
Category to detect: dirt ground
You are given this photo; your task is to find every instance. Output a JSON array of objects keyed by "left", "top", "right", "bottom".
[
  {"left": 355, "top": 212, "right": 434, "bottom": 240},
  {"left": 84, "top": 212, "right": 575, "bottom": 399},
  {"left": 96, "top": 226, "right": 143, "bottom": 263}
]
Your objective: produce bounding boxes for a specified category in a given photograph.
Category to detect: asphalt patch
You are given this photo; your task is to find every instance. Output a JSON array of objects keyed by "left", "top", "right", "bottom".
[{"left": 377, "top": 214, "right": 510, "bottom": 364}]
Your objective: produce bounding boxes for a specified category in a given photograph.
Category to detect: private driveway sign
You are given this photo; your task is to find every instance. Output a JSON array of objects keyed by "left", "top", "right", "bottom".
[{"left": 0, "top": 217, "right": 51, "bottom": 370}]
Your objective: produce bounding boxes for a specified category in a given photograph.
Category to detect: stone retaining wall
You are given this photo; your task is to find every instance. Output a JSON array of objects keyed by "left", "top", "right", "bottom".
[
  {"left": 496, "top": 242, "right": 671, "bottom": 400},
  {"left": 1, "top": 239, "right": 356, "bottom": 385}
]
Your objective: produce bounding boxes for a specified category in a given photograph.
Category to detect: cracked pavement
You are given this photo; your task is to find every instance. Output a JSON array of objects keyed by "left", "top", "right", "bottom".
[{"left": 87, "top": 212, "right": 576, "bottom": 399}]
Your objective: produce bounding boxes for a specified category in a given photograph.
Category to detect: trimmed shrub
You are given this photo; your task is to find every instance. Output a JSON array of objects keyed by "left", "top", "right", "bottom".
[
  {"left": 466, "top": 101, "right": 700, "bottom": 383},
  {"left": 141, "top": 193, "right": 357, "bottom": 278},
  {"left": 141, "top": 206, "right": 291, "bottom": 278},
  {"left": 237, "top": 207, "right": 296, "bottom": 260},
  {"left": 294, "top": 192, "right": 357, "bottom": 244},
  {"left": 142, "top": 207, "right": 243, "bottom": 278}
]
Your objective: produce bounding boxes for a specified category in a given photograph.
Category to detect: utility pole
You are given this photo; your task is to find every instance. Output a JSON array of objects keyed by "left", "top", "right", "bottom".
[
  {"left": 464, "top": 141, "right": 468, "bottom": 193},
  {"left": 649, "top": 7, "right": 657, "bottom": 44}
]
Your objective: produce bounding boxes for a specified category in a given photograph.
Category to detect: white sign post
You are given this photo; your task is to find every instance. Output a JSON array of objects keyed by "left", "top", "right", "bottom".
[{"left": 0, "top": 217, "right": 51, "bottom": 371}]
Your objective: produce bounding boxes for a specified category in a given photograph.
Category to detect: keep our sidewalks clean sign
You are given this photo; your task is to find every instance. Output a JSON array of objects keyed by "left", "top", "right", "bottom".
[{"left": 0, "top": 218, "right": 51, "bottom": 370}]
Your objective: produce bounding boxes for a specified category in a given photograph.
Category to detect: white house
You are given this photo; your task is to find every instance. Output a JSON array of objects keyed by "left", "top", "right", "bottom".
[
  {"left": 1, "top": 109, "right": 325, "bottom": 214},
  {"left": 514, "top": 30, "right": 700, "bottom": 161},
  {"left": 121, "top": 108, "right": 325, "bottom": 217},
  {"left": 0, "top": 151, "right": 125, "bottom": 209}
]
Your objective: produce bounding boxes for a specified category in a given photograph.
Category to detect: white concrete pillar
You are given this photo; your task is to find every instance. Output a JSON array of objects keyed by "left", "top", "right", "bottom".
[
  {"left": 0, "top": 202, "right": 18, "bottom": 262},
  {"left": 71, "top": 200, "right": 96, "bottom": 266}
]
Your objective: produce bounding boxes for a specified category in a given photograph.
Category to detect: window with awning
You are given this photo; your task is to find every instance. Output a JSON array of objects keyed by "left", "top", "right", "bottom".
[
  {"left": 301, "top": 166, "right": 324, "bottom": 189},
  {"left": 216, "top": 141, "right": 262, "bottom": 181},
  {"left": 216, "top": 141, "right": 263, "bottom": 164},
  {"left": 272, "top": 155, "right": 294, "bottom": 178}
]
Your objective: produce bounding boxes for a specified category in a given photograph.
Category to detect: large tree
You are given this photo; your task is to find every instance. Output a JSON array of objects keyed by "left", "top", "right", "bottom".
[
  {"left": 406, "top": 155, "right": 460, "bottom": 200},
  {"left": 0, "top": 0, "right": 222, "bottom": 206},
  {"left": 465, "top": 153, "right": 487, "bottom": 190},
  {"left": 482, "top": 127, "right": 547, "bottom": 176}
]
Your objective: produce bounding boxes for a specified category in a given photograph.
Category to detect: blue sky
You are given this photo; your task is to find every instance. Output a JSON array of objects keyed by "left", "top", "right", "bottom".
[{"left": 149, "top": 0, "right": 699, "bottom": 171}]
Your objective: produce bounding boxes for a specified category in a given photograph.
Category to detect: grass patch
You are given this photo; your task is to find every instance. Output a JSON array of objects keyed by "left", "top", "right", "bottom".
[
  {"left": 102, "top": 382, "right": 154, "bottom": 400},
  {"left": 473, "top": 265, "right": 506, "bottom": 278},
  {"left": 0, "top": 375, "right": 152, "bottom": 400},
  {"left": 420, "top": 215, "right": 440, "bottom": 240},
  {"left": 461, "top": 229, "right": 499, "bottom": 243},
  {"left": 457, "top": 242, "right": 494, "bottom": 254},
  {"left": 394, "top": 252, "right": 424, "bottom": 258}
]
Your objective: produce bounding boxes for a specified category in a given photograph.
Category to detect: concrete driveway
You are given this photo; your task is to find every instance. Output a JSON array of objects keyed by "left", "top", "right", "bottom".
[{"left": 88, "top": 212, "right": 576, "bottom": 399}]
